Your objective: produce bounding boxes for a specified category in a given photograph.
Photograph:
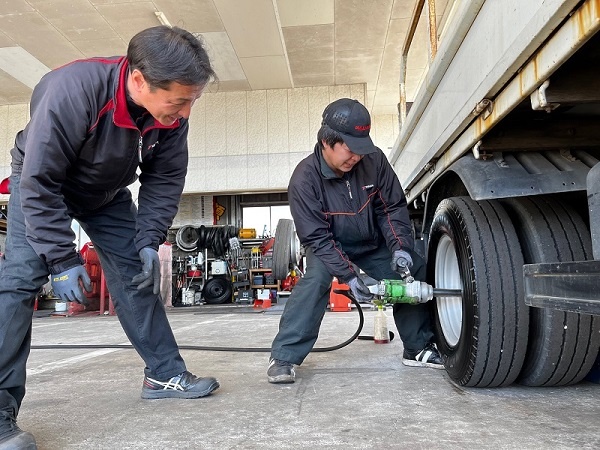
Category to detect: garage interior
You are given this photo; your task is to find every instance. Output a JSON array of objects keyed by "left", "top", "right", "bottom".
[{"left": 1, "top": 1, "right": 599, "bottom": 449}]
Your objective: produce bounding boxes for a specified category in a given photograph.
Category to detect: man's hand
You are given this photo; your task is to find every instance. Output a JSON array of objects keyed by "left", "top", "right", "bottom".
[
  {"left": 391, "top": 250, "right": 413, "bottom": 278},
  {"left": 347, "top": 276, "right": 374, "bottom": 303},
  {"left": 51, "top": 265, "right": 92, "bottom": 304},
  {"left": 132, "top": 247, "right": 161, "bottom": 295}
]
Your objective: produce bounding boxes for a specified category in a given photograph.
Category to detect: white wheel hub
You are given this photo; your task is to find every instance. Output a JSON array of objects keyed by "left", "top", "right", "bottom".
[{"left": 435, "top": 234, "right": 463, "bottom": 347}]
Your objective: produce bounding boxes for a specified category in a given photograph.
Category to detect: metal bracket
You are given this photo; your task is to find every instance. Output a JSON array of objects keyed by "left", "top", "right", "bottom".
[
  {"left": 531, "top": 80, "right": 560, "bottom": 112},
  {"left": 423, "top": 159, "right": 437, "bottom": 174},
  {"left": 524, "top": 260, "right": 600, "bottom": 316},
  {"left": 472, "top": 141, "right": 491, "bottom": 160},
  {"left": 471, "top": 98, "right": 494, "bottom": 120}
]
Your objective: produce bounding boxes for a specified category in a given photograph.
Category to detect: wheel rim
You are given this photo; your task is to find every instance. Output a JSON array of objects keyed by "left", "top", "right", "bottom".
[
  {"left": 435, "top": 234, "right": 463, "bottom": 347},
  {"left": 175, "top": 225, "right": 199, "bottom": 252}
]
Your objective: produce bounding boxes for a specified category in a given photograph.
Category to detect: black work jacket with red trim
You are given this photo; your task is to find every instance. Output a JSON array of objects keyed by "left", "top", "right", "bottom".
[
  {"left": 288, "top": 143, "right": 413, "bottom": 284},
  {"left": 10, "top": 56, "right": 188, "bottom": 273}
]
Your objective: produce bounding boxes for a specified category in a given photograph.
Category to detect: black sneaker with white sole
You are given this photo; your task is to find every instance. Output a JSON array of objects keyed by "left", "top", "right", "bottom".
[
  {"left": 267, "top": 358, "right": 295, "bottom": 384},
  {"left": 141, "top": 371, "right": 220, "bottom": 399},
  {"left": 0, "top": 410, "right": 37, "bottom": 450},
  {"left": 402, "top": 343, "right": 445, "bottom": 369}
]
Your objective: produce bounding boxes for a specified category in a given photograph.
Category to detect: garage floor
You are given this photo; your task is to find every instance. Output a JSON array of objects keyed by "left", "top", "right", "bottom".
[{"left": 21, "top": 304, "right": 599, "bottom": 449}]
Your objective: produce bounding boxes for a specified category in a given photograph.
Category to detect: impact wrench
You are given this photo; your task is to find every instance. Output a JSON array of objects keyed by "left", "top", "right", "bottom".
[
  {"left": 371, "top": 279, "right": 462, "bottom": 305},
  {"left": 336, "top": 278, "right": 462, "bottom": 342}
]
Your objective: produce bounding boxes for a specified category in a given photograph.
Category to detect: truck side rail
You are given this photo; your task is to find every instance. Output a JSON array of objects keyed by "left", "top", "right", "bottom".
[{"left": 391, "top": 0, "right": 593, "bottom": 203}]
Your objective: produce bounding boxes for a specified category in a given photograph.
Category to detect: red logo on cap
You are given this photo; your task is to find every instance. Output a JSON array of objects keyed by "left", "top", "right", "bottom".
[{"left": 355, "top": 125, "right": 370, "bottom": 131}]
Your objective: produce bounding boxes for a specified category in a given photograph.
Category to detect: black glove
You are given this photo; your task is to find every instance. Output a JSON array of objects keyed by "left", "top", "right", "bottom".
[
  {"left": 51, "top": 265, "right": 92, "bottom": 304},
  {"left": 347, "top": 276, "right": 374, "bottom": 303},
  {"left": 391, "top": 250, "right": 413, "bottom": 276},
  {"left": 132, "top": 247, "right": 161, "bottom": 295}
]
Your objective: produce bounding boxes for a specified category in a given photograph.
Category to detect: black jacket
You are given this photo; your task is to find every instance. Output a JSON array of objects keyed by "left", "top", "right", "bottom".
[
  {"left": 288, "top": 144, "right": 413, "bottom": 283},
  {"left": 10, "top": 56, "right": 188, "bottom": 273}
]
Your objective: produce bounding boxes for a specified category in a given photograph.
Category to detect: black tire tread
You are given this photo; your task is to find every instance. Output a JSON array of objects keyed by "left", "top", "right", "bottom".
[
  {"left": 272, "top": 219, "right": 295, "bottom": 280},
  {"left": 502, "top": 197, "right": 600, "bottom": 386},
  {"left": 430, "top": 197, "right": 528, "bottom": 387},
  {"left": 202, "top": 277, "right": 232, "bottom": 304}
]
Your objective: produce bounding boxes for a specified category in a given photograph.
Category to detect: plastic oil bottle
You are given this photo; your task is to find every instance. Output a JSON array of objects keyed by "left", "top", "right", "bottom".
[{"left": 373, "top": 303, "right": 390, "bottom": 344}]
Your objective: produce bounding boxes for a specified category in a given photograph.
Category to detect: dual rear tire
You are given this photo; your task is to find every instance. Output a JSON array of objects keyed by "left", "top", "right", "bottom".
[
  {"left": 428, "top": 196, "right": 600, "bottom": 387},
  {"left": 428, "top": 197, "right": 528, "bottom": 387}
]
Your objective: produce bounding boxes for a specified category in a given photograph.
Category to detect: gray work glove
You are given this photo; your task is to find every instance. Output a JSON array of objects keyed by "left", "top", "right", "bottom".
[
  {"left": 51, "top": 265, "right": 92, "bottom": 305},
  {"left": 347, "top": 276, "right": 374, "bottom": 303},
  {"left": 391, "top": 249, "right": 413, "bottom": 277},
  {"left": 132, "top": 247, "right": 161, "bottom": 295}
]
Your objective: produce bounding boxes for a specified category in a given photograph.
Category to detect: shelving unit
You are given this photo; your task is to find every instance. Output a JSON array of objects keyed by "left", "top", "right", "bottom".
[
  {"left": 169, "top": 229, "right": 283, "bottom": 306},
  {"left": 249, "top": 267, "right": 280, "bottom": 289}
]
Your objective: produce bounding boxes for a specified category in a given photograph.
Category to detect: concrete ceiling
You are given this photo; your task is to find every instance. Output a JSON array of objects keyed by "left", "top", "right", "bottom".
[{"left": 0, "top": 0, "right": 452, "bottom": 115}]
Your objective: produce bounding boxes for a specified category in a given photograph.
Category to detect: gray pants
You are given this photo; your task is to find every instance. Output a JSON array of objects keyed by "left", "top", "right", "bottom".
[
  {"left": 271, "top": 244, "right": 434, "bottom": 365},
  {"left": 0, "top": 174, "right": 186, "bottom": 418}
]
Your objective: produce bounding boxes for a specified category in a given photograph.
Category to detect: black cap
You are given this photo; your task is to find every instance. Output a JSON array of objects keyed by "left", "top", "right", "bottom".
[{"left": 321, "top": 98, "right": 376, "bottom": 155}]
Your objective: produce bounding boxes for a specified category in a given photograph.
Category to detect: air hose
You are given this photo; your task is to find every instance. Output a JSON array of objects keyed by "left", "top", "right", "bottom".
[
  {"left": 31, "top": 292, "right": 376, "bottom": 353},
  {"left": 175, "top": 225, "right": 239, "bottom": 257}
]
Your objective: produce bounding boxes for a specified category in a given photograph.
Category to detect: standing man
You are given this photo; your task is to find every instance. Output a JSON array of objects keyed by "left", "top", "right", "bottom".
[
  {"left": 267, "top": 98, "right": 443, "bottom": 384},
  {"left": 0, "top": 26, "right": 219, "bottom": 449}
]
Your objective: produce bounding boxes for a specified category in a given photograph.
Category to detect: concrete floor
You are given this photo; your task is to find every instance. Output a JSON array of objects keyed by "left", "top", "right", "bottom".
[{"left": 20, "top": 304, "right": 599, "bottom": 449}]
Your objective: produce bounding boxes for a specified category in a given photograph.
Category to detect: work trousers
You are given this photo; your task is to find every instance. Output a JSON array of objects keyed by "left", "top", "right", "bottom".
[
  {"left": 271, "top": 243, "right": 434, "bottom": 365},
  {"left": 0, "top": 174, "right": 186, "bottom": 418}
]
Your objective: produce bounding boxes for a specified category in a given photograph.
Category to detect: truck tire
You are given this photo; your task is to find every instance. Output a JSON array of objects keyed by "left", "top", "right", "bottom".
[
  {"left": 501, "top": 197, "right": 600, "bottom": 386},
  {"left": 202, "top": 277, "right": 233, "bottom": 304},
  {"left": 272, "top": 219, "right": 300, "bottom": 280},
  {"left": 428, "top": 197, "right": 529, "bottom": 387}
]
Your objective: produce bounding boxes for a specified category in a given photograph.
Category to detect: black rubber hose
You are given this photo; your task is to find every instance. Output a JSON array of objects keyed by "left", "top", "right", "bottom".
[
  {"left": 30, "top": 291, "right": 365, "bottom": 353},
  {"left": 198, "top": 225, "right": 207, "bottom": 248},
  {"left": 194, "top": 225, "right": 240, "bottom": 258}
]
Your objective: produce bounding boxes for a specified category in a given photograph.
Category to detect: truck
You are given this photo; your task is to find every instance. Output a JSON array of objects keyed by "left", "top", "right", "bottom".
[{"left": 391, "top": 0, "right": 600, "bottom": 388}]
